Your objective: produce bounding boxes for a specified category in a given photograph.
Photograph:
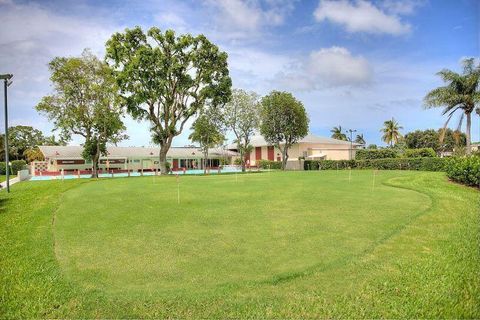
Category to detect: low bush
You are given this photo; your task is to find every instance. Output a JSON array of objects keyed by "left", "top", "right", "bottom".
[
  {"left": 445, "top": 156, "right": 480, "bottom": 187},
  {"left": 404, "top": 148, "right": 436, "bottom": 158},
  {"left": 257, "top": 160, "right": 282, "bottom": 169},
  {"left": 355, "top": 149, "right": 399, "bottom": 160},
  {"left": 305, "top": 157, "right": 447, "bottom": 171},
  {"left": 0, "top": 160, "right": 27, "bottom": 175}
]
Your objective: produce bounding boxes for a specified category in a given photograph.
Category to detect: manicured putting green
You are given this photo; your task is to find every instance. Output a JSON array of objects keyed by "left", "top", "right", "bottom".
[{"left": 54, "top": 170, "right": 430, "bottom": 296}]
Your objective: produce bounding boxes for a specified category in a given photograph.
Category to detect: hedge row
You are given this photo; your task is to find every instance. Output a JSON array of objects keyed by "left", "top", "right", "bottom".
[
  {"left": 0, "top": 160, "right": 27, "bottom": 175},
  {"left": 304, "top": 157, "right": 447, "bottom": 171},
  {"left": 355, "top": 148, "right": 437, "bottom": 160},
  {"left": 257, "top": 160, "right": 282, "bottom": 169},
  {"left": 355, "top": 149, "right": 398, "bottom": 160},
  {"left": 445, "top": 156, "right": 480, "bottom": 187}
]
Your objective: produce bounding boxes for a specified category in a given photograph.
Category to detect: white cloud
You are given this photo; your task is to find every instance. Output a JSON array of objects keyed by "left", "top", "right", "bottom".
[
  {"left": 204, "top": 0, "right": 296, "bottom": 39},
  {"left": 314, "top": 0, "right": 411, "bottom": 35},
  {"left": 275, "top": 46, "right": 373, "bottom": 90}
]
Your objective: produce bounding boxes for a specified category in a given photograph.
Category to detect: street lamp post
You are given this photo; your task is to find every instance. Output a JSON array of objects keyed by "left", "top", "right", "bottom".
[
  {"left": 1, "top": 74, "right": 13, "bottom": 193},
  {"left": 348, "top": 129, "right": 357, "bottom": 160}
]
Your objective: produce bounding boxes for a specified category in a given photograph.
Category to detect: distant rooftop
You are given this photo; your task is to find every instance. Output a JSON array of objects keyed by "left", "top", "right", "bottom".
[
  {"left": 227, "top": 133, "right": 360, "bottom": 149},
  {"left": 39, "top": 145, "right": 237, "bottom": 159}
]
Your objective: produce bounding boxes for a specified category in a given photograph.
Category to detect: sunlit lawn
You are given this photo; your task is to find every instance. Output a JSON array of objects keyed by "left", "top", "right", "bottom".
[{"left": 1, "top": 171, "right": 478, "bottom": 318}]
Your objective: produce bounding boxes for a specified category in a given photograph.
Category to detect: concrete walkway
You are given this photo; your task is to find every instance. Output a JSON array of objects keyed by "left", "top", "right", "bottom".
[{"left": 0, "top": 176, "right": 20, "bottom": 190}]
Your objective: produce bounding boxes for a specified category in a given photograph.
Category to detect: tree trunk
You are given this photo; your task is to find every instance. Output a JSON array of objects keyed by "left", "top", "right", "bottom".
[
  {"left": 159, "top": 146, "right": 169, "bottom": 175},
  {"left": 92, "top": 143, "right": 100, "bottom": 178},
  {"left": 204, "top": 148, "right": 208, "bottom": 174},
  {"left": 281, "top": 146, "right": 289, "bottom": 170},
  {"left": 466, "top": 112, "right": 471, "bottom": 155}
]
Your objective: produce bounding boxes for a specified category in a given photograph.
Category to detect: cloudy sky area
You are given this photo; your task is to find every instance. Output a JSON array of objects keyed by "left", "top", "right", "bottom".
[{"left": 0, "top": 0, "right": 478, "bottom": 147}]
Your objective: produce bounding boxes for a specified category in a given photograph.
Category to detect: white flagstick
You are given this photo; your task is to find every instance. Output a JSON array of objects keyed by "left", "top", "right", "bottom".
[
  {"left": 348, "top": 167, "right": 352, "bottom": 182},
  {"left": 372, "top": 169, "right": 377, "bottom": 191}
]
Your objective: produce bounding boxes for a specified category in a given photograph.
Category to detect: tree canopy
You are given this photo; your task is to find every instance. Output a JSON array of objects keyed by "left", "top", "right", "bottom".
[
  {"left": 404, "top": 128, "right": 466, "bottom": 153},
  {"left": 105, "top": 27, "right": 231, "bottom": 173},
  {"left": 189, "top": 111, "right": 225, "bottom": 173},
  {"left": 380, "top": 118, "right": 403, "bottom": 147},
  {"left": 424, "top": 58, "right": 479, "bottom": 154},
  {"left": 330, "top": 126, "right": 347, "bottom": 141},
  {"left": 223, "top": 89, "right": 260, "bottom": 172},
  {"left": 36, "top": 49, "right": 126, "bottom": 177},
  {"left": 260, "top": 91, "right": 309, "bottom": 170}
]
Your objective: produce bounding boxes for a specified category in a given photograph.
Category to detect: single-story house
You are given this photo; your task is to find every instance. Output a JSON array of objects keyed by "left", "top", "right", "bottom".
[
  {"left": 228, "top": 134, "right": 360, "bottom": 166},
  {"left": 34, "top": 145, "right": 237, "bottom": 175}
]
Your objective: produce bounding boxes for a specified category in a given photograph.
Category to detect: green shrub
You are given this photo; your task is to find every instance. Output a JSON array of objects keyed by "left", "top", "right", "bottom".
[
  {"left": 404, "top": 148, "right": 436, "bottom": 158},
  {"left": 305, "top": 157, "right": 447, "bottom": 172},
  {"left": 355, "top": 148, "right": 399, "bottom": 160},
  {"left": 257, "top": 160, "right": 282, "bottom": 169},
  {"left": 445, "top": 156, "right": 480, "bottom": 187},
  {"left": 0, "top": 160, "right": 27, "bottom": 175},
  {"left": 233, "top": 158, "right": 242, "bottom": 165}
]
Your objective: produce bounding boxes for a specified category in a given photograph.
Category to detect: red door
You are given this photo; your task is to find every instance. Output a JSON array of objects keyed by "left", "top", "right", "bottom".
[
  {"left": 268, "top": 146, "right": 274, "bottom": 161},
  {"left": 173, "top": 159, "right": 178, "bottom": 170},
  {"left": 255, "top": 147, "right": 262, "bottom": 162},
  {"left": 245, "top": 152, "right": 250, "bottom": 166}
]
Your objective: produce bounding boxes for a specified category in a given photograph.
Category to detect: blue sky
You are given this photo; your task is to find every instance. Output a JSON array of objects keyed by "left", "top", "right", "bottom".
[{"left": 0, "top": 0, "right": 478, "bottom": 147}]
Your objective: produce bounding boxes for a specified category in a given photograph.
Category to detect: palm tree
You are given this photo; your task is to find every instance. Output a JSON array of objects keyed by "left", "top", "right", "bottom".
[
  {"left": 330, "top": 125, "right": 347, "bottom": 141},
  {"left": 354, "top": 133, "right": 366, "bottom": 145},
  {"left": 424, "top": 58, "right": 480, "bottom": 155},
  {"left": 381, "top": 118, "right": 403, "bottom": 147}
]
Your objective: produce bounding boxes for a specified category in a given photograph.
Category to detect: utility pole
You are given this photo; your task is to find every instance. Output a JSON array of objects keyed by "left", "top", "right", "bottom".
[
  {"left": 347, "top": 129, "right": 357, "bottom": 160},
  {"left": 1, "top": 74, "right": 13, "bottom": 193}
]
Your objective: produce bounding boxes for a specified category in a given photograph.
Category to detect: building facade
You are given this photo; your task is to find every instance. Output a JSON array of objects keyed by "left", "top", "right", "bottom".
[
  {"left": 34, "top": 145, "right": 236, "bottom": 175},
  {"left": 228, "top": 134, "right": 360, "bottom": 166}
]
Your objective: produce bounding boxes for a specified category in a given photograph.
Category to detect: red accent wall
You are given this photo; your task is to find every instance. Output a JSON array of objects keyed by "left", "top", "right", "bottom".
[
  {"left": 267, "top": 146, "right": 274, "bottom": 161},
  {"left": 173, "top": 159, "right": 178, "bottom": 169},
  {"left": 255, "top": 147, "right": 262, "bottom": 161}
]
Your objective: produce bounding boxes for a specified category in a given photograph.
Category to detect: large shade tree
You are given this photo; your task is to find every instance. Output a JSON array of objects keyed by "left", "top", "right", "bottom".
[
  {"left": 404, "top": 128, "right": 466, "bottom": 153},
  {"left": 36, "top": 50, "right": 127, "bottom": 178},
  {"left": 330, "top": 126, "right": 347, "bottom": 141},
  {"left": 424, "top": 58, "right": 479, "bottom": 154},
  {"left": 381, "top": 118, "right": 403, "bottom": 147},
  {"left": 260, "top": 91, "right": 309, "bottom": 170},
  {"left": 105, "top": 27, "right": 232, "bottom": 174},
  {"left": 223, "top": 89, "right": 260, "bottom": 172}
]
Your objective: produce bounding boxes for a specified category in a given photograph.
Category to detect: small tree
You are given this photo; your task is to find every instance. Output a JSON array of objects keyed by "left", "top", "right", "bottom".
[
  {"left": 381, "top": 118, "right": 403, "bottom": 147},
  {"left": 36, "top": 50, "right": 126, "bottom": 178},
  {"left": 189, "top": 112, "right": 225, "bottom": 173},
  {"left": 223, "top": 89, "right": 260, "bottom": 172},
  {"left": 260, "top": 91, "right": 309, "bottom": 170},
  {"left": 106, "top": 27, "right": 231, "bottom": 174}
]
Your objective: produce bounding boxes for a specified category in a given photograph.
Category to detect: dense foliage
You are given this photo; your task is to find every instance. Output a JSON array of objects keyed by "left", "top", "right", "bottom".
[
  {"left": 0, "top": 160, "right": 27, "bottom": 175},
  {"left": 404, "top": 148, "right": 437, "bottom": 158},
  {"left": 445, "top": 156, "right": 480, "bottom": 187},
  {"left": 305, "top": 157, "right": 447, "bottom": 171},
  {"left": 260, "top": 91, "right": 309, "bottom": 170},
  {"left": 257, "top": 160, "right": 282, "bottom": 169},
  {"left": 404, "top": 128, "right": 466, "bottom": 152},
  {"left": 355, "top": 148, "right": 399, "bottom": 160}
]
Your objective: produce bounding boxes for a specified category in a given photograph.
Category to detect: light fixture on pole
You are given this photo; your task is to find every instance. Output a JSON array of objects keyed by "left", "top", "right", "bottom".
[
  {"left": 347, "top": 129, "right": 357, "bottom": 160},
  {"left": 1, "top": 74, "right": 13, "bottom": 193}
]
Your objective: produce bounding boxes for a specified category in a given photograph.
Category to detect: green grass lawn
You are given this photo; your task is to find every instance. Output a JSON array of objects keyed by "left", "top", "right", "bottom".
[
  {"left": 1, "top": 171, "right": 479, "bottom": 318},
  {"left": 0, "top": 175, "right": 15, "bottom": 182}
]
